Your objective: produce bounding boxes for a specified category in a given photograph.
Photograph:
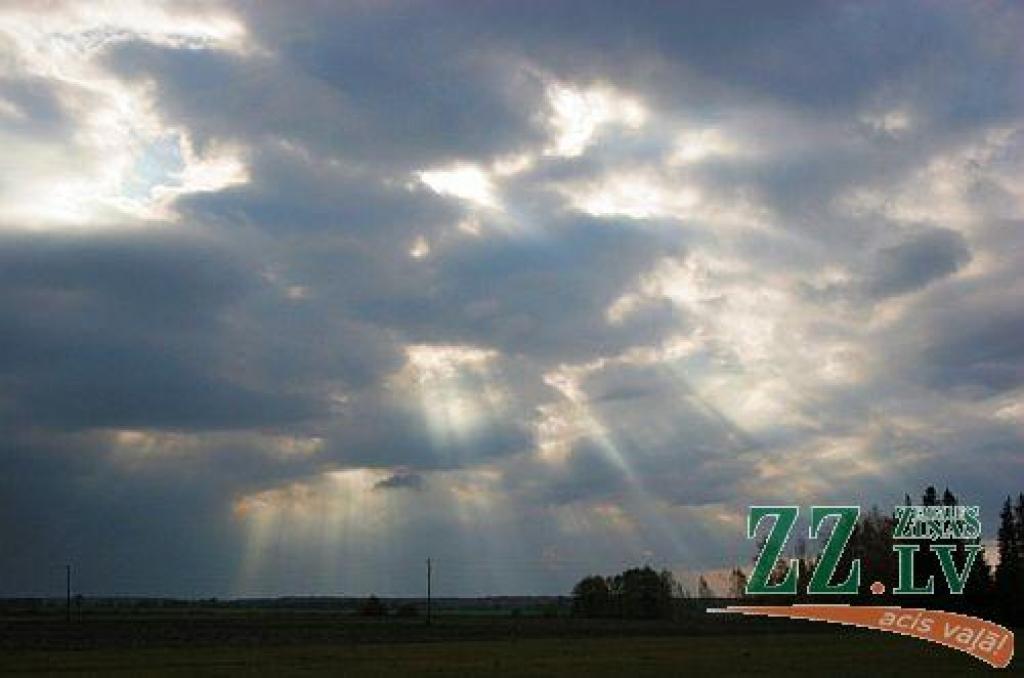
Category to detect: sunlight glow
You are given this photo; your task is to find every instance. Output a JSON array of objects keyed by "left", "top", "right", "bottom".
[
  {"left": 603, "top": 252, "right": 841, "bottom": 434},
  {"left": 669, "top": 128, "right": 739, "bottom": 165},
  {"left": 544, "top": 82, "right": 647, "bottom": 157},
  {"left": 233, "top": 467, "right": 509, "bottom": 594},
  {"left": 408, "top": 235, "right": 430, "bottom": 259},
  {"left": 393, "top": 344, "right": 504, "bottom": 444},
  {"left": 418, "top": 164, "right": 500, "bottom": 209},
  {"left": 554, "top": 502, "right": 637, "bottom": 535},
  {"left": 491, "top": 152, "right": 535, "bottom": 176},
  {"left": 562, "top": 171, "right": 700, "bottom": 219},
  {"left": 0, "top": 1, "right": 249, "bottom": 228}
]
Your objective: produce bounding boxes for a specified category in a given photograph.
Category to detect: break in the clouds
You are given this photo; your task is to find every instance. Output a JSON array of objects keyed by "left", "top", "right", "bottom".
[{"left": 1, "top": 1, "right": 1022, "bottom": 597}]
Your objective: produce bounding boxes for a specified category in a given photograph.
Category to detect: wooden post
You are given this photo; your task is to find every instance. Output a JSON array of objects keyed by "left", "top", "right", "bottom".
[{"left": 426, "top": 558, "right": 432, "bottom": 626}]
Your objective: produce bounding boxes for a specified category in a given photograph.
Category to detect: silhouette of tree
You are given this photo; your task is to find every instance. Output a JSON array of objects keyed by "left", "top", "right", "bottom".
[
  {"left": 571, "top": 575, "right": 610, "bottom": 618},
  {"left": 610, "top": 567, "right": 677, "bottom": 618},
  {"left": 835, "top": 505, "right": 896, "bottom": 602},
  {"left": 995, "top": 495, "right": 1023, "bottom": 624},
  {"left": 1015, "top": 493, "right": 1024, "bottom": 558},
  {"left": 727, "top": 568, "right": 747, "bottom": 598},
  {"left": 916, "top": 487, "right": 992, "bottom": 613},
  {"left": 571, "top": 566, "right": 677, "bottom": 618}
]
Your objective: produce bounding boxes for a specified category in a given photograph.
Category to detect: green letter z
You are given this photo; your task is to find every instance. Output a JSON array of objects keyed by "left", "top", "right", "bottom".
[
  {"left": 807, "top": 506, "right": 861, "bottom": 595},
  {"left": 746, "top": 506, "right": 799, "bottom": 595}
]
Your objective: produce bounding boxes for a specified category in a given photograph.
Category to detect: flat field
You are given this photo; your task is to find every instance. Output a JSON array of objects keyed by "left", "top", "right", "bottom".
[{"left": 0, "top": 608, "right": 1006, "bottom": 676}]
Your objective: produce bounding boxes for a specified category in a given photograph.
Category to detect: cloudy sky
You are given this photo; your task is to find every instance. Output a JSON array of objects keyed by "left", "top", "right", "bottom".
[{"left": 1, "top": 1, "right": 1022, "bottom": 597}]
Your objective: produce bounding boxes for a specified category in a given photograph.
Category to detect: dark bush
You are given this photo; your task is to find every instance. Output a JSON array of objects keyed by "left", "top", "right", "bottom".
[{"left": 358, "top": 595, "right": 387, "bottom": 617}]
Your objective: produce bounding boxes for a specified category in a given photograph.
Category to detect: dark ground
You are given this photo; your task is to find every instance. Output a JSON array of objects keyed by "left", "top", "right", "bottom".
[{"left": 0, "top": 601, "right": 1013, "bottom": 675}]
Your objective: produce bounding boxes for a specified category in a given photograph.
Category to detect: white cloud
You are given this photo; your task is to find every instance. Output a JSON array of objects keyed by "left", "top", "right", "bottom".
[
  {"left": 543, "top": 81, "right": 647, "bottom": 158},
  {"left": 669, "top": 128, "right": 740, "bottom": 165},
  {"left": 418, "top": 163, "right": 500, "bottom": 209},
  {"left": 560, "top": 169, "right": 700, "bottom": 220},
  {"left": 0, "top": 1, "right": 249, "bottom": 228}
]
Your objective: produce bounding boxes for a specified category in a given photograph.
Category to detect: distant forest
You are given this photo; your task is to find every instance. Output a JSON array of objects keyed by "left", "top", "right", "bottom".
[{"left": 572, "top": 486, "right": 1024, "bottom": 625}]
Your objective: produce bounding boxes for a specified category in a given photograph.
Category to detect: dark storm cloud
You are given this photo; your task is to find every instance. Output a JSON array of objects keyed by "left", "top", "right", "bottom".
[
  {"left": 176, "top": 142, "right": 462, "bottom": 235},
  {"left": 366, "top": 218, "right": 687, "bottom": 361},
  {"left": 104, "top": 25, "right": 545, "bottom": 171},
  {"left": 373, "top": 471, "right": 425, "bottom": 492},
  {"left": 0, "top": 230, "right": 248, "bottom": 321},
  {"left": 922, "top": 306, "right": 1024, "bottom": 396},
  {"left": 864, "top": 227, "right": 971, "bottom": 299},
  {"left": 0, "top": 230, "right": 323, "bottom": 432},
  {"left": 0, "top": 427, "right": 246, "bottom": 595},
  {"left": 239, "top": 0, "right": 1019, "bottom": 136}
]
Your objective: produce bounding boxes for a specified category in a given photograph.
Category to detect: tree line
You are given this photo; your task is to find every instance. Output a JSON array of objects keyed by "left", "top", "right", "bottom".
[
  {"left": 995, "top": 492, "right": 1024, "bottom": 625},
  {"left": 571, "top": 486, "right": 1024, "bottom": 624},
  {"left": 571, "top": 566, "right": 682, "bottom": 619}
]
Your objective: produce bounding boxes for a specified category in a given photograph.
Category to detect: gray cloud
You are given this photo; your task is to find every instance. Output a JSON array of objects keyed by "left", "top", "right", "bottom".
[
  {"left": 922, "top": 305, "right": 1024, "bottom": 395},
  {"left": 374, "top": 472, "right": 425, "bottom": 492},
  {"left": 0, "top": 0, "right": 1021, "bottom": 596},
  {"left": 864, "top": 227, "right": 971, "bottom": 299},
  {"left": 0, "top": 230, "right": 326, "bottom": 433}
]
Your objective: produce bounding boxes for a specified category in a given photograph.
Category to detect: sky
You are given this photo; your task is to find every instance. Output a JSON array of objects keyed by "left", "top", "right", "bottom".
[{"left": 0, "top": 0, "right": 1022, "bottom": 598}]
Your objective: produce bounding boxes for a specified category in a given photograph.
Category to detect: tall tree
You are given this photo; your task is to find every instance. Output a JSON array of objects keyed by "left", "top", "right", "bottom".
[
  {"left": 727, "top": 568, "right": 748, "bottom": 598},
  {"left": 917, "top": 486, "right": 949, "bottom": 606},
  {"left": 841, "top": 505, "right": 896, "bottom": 602},
  {"left": 995, "top": 495, "right": 1023, "bottom": 623},
  {"left": 1014, "top": 493, "right": 1024, "bottom": 575},
  {"left": 697, "top": 575, "right": 714, "bottom": 599},
  {"left": 571, "top": 575, "right": 610, "bottom": 618}
]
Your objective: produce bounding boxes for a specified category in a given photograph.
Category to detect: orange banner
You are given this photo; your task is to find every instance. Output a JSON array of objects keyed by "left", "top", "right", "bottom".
[{"left": 709, "top": 604, "right": 1014, "bottom": 669}]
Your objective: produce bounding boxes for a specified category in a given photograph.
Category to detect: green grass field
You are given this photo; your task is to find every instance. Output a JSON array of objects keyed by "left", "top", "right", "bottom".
[
  {"left": 0, "top": 633, "right": 999, "bottom": 676},
  {"left": 0, "top": 608, "right": 1009, "bottom": 676}
]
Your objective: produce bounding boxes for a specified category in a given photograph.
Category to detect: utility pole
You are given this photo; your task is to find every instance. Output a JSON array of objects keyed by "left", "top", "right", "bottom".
[
  {"left": 65, "top": 565, "right": 71, "bottom": 623},
  {"left": 426, "top": 558, "right": 432, "bottom": 626}
]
